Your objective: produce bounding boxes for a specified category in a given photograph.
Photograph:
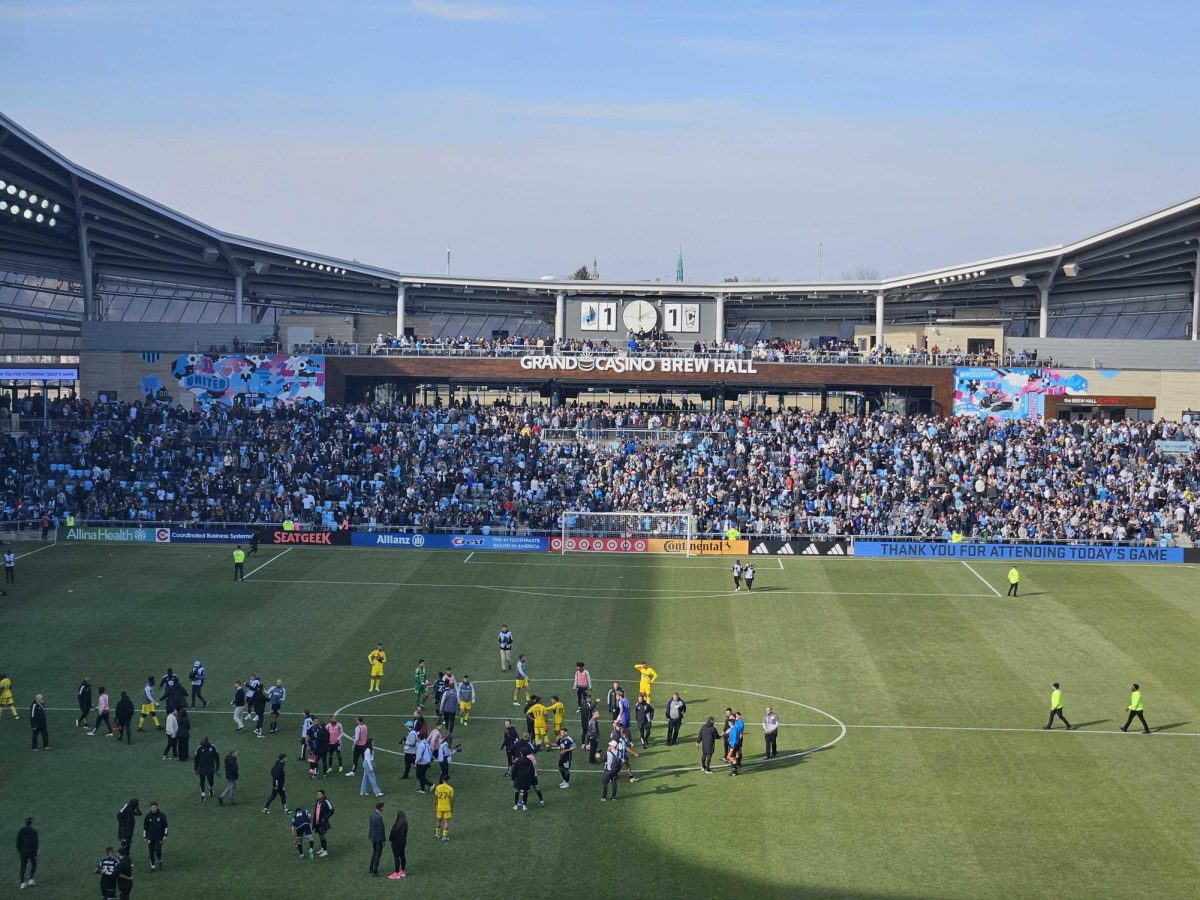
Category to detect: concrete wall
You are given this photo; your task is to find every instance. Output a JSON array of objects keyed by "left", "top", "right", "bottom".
[
  {"left": 852, "top": 323, "right": 1005, "bottom": 351},
  {"left": 1005, "top": 337, "right": 1200, "bottom": 370}
]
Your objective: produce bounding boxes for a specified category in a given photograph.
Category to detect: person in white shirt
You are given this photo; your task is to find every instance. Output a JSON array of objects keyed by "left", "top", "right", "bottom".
[
  {"left": 763, "top": 706, "right": 780, "bottom": 758},
  {"left": 89, "top": 687, "right": 112, "bottom": 736},
  {"left": 360, "top": 739, "right": 383, "bottom": 797}
]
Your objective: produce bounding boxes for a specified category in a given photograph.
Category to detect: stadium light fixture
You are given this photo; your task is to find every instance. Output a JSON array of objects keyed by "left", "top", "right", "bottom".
[
  {"left": 1062, "top": 263, "right": 1080, "bottom": 277},
  {"left": 1010, "top": 275, "right": 1028, "bottom": 287}
]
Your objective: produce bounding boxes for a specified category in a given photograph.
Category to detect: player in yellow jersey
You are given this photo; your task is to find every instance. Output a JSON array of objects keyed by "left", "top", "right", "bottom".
[
  {"left": 138, "top": 677, "right": 161, "bottom": 730},
  {"left": 433, "top": 775, "right": 454, "bottom": 841},
  {"left": 368, "top": 644, "right": 388, "bottom": 693},
  {"left": 634, "top": 663, "right": 658, "bottom": 702},
  {"left": 0, "top": 673, "right": 17, "bottom": 718},
  {"left": 527, "top": 698, "right": 549, "bottom": 747},
  {"left": 546, "top": 696, "right": 565, "bottom": 736}
]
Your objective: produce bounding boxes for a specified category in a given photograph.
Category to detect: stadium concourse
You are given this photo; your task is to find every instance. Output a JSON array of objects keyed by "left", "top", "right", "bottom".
[{"left": 3, "top": 396, "right": 1198, "bottom": 543}]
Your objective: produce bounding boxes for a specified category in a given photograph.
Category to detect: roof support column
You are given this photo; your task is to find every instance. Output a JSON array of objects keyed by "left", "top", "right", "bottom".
[
  {"left": 554, "top": 290, "right": 565, "bottom": 344},
  {"left": 234, "top": 274, "right": 244, "bottom": 324},
  {"left": 714, "top": 294, "right": 725, "bottom": 343},
  {"left": 1038, "top": 284, "right": 1050, "bottom": 338},
  {"left": 874, "top": 293, "right": 884, "bottom": 350},
  {"left": 396, "top": 283, "right": 406, "bottom": 337},
  {"left": 1192, "top": 248, "right": 1200, "bottom": 341}
]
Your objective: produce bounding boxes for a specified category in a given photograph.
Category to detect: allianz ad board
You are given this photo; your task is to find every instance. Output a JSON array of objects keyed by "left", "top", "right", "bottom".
[{"left": 645, "top": 538, "right": 749, "bottom": 556}]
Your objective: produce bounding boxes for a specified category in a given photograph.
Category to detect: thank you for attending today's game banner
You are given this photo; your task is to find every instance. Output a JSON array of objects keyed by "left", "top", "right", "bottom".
[{"left": 855, "top": 540, "right": 1183, "bottom": 564}]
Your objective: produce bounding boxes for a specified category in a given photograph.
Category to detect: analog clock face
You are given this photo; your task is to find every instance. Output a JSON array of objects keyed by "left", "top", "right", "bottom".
[{"left": 622, "top": 299, "right": 658, "bottom": 333}]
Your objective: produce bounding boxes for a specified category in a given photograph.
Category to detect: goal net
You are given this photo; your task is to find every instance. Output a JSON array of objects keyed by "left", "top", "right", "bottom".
[{"left": 557, "top": 510, "right": 696, "bottom": 555}]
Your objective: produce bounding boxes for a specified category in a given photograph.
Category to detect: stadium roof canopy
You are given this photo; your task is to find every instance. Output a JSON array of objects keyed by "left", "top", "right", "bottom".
[{"left": 1, "top": 110, "right": 1198, "bottom": 353}]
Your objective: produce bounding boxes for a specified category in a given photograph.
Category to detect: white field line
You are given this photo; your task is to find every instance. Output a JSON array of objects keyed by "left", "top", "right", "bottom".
[
  {"left": 243, "top": 546, "right": 293, "bottom": 579},
  {"left": 463, "top": 551, "right": 474, "bottom": 564},
  {"left": 961, "top": 561, "right": 1002, "bottom": 597},
  {"left": 778, "top": 557, "right": 784, "bottom": 570},
  {"left": 15, "top": 542, "right": 60, "bottom": 560}
]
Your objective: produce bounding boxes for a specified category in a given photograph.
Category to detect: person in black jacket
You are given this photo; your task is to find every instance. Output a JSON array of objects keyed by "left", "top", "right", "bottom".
[
  {"left": 29, "top": 693, "right": 49, "bottom": 751},
  {"left": 579, "top": 693, "right": 597, "bottom": 737},
  {"left": 314, "top": 719, "right": 331, "bottom": 777},
  {"left": 142, "top": 802, "right": 168, "bottom": 871},
  {"left": 696, "top": 716, "right": 720, "bottom": 773},
  {"left": 194, "top": 737, "right": 220, "bottom": 800},
  {"left": 176, "top": 708, "right": 191, "bottom": 761},
  {"left": 16, "top": 816, "right": 38, "bottom": 889},
  {"left": 586, "top": 710, "right": 601, "bottom": 764},
  {"left": 76, "top": 678, "right": 93, "bottom": 727},
  {"left": 114, "top": 845, "right": 133, "bottom": 900},
  {"left": 114, "top": 692, "right": 135, "bottom": 745},
  {"left": 263, "top": 753, "right": 289, "bottom": 813},
  {"left": 218, "top": 749, "right": 239, "bottom": 805},
  {"left": 635, "top": 694, "right": 654, "bottom": 748},
  {"left": 665, "top": 692, "right": 687, "bottom": 746},
  {"left": 511, "top": 753, "right": 535, "bottom": 810},
  {"left": 96, "top": 848, "right": 119, "bottom": 899},
  {"left": 251, "top": 687, "right": 268, "bottom": 738},
  {"left": 116, "top": 799, "right": 141, "bottom": 853},
  {"left": 388, "top": 810, "right": 408, "bottom": 878},
  {"left": 312, "top": 789, "right": 334, "bottom": 857}
]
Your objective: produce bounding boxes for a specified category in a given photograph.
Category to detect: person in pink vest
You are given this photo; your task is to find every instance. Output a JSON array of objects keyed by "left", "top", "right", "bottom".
[
  {"left": 325, "top": 716, "right": 344, "bottom": 773},
  {"left": 345, "top": 717, "right": 368, "bottom": 777}
]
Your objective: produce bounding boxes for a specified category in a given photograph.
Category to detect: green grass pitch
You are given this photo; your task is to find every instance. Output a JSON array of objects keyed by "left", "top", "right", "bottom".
[{"left": 3, "top": 543, "right": 1199, "bottom": 898}]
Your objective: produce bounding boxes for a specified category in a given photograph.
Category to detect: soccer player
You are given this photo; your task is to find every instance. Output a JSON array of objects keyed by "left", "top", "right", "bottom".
[
  {"left": 3, "top": 548, "right": 14, "bottom": 584},
  {"left": 268, "top": 680, "right": 286, "bottom": 733},
  {"left": 1007, "top": 566, "right": 1020, "bottom": 597},
  {"left": 76, "top": 678, "right": 93, "bottom": 727},
  {"left": 732, "top": 560, "right": 743, "bottom": 591},
  {"left": 498, "top": 625, "right": 514, "bottom": 671},
  {"left": 313, "top": 789, "right": 334, "bottom": 856},
  {"left": 726, "top": 711, "right": 745, "bottom": 775},
  {"left": 547, "top": 695, "right": 565, "bottom": 736},
  {"left": 615, "top": 689, "right": 631, "bottom": 731},
  {"left": 291, "top": 805, "right": 316, "bottom": 859},
  {"left": 263, "top": 753, "right": 289, "bottom": 813},
  {"left": 635, "top": 694, "right": 654, "bottom": 748},
  {"left": 0, "top": 673, "right": 18, "bottom": 718},
  {"left": 763, "top": 706, "right": 780, "bottom": 757},
  {"left": 745, "top": 563, "right": 755, "bottom": 591},
  {"left": 1121, "top": 683, "right": 1151, "bottom": 733},
  {"left": 527, "top": 696, "right": 549, "bottom": 747},
  {"left": 556, "top": 729, "right": 576, "bottom": 788},
  {"left": 138, "top": 677, "right": 161, "bottom": 731},
  {"left": 347, "top": 716, "right": 368, "bottom": 776},
  {"left": 513, "top": 654, "right": 530, "bottom": 706},
  {"left": 326, "top": 716, "right": 344, "bottom": 772},
  {"left": 368, "top": 644, "right": 388, "bottom": 693},
  {"left": 501, "top": 720, "right": 519, "bottom": 774},
  {"left": 251, "top": 681, "right": 268, "bottom": 737},
  {"left": 142, "top": 801, "right": 168, "bottom": 871},
  {"left": 16, "top": 816, "right": 37, "bottom": 889},
  {"left": 457, "top": 676, "right": 475, "bottom": 726},
  {"left": 1045, "top": 683, "right": 1072, "bottom": 730},
  {"left": 617, "top": 728, "right": 640, "bottom": 781},
  {"left": 194, "top": 736, "right": 220, "bottom": 800},
  {"left": 116, "top": 799, "right": 141, "bottom": 853},
  {"left": 573, "top": 662, "right": 592, "bottom": 709},
  {"left": 439, "top": 683, "right": 459, "bottom": 733},
  {"left": 96, "top": 848, "right": 119, "bottom": 899},
  {"left": 434, "top": 775, "right": 454, "bottom": 841},
  {"left": 606, "top": 682, "right": 622, "bottom": 721},
  {"left": 634, "top": 663, "right": 658, "bottom": 701},
  {"left": 413, "top": 659, "right": 429, "bottom": 706}
]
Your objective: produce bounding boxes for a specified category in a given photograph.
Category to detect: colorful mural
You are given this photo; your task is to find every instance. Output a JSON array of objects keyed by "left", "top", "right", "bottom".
[
  {"left": 170, "top": 353, "right": 324, "bottom": 410},
  {"left": 953, "top": 367, "right": 1108, "bottom": 420}
]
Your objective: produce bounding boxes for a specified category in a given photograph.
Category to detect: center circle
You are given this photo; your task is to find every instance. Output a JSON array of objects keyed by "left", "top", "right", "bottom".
[{"left": 333, "top": 677, "right": 847, "bottom": 775}]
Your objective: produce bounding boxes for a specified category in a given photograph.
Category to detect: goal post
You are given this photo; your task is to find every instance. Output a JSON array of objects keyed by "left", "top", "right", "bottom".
[{"left": 558, "top": 511, "right": 696, "bottom": 556}]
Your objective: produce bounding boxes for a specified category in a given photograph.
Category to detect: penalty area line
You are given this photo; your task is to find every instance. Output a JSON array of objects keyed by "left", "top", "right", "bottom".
[
  {"left": 243, "top": 546, "right": 293, "bottom": 580},
  {"left": 961, "top": 561, "right": 1002, "bottom": 597}
]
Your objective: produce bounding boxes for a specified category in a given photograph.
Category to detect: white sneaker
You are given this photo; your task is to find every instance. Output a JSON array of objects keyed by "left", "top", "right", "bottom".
[{"left": 559, "top": 781, "right": 569, "bottom": 788}]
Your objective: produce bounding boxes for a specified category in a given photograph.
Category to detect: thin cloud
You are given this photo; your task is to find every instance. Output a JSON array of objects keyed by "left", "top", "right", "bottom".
[
  {"left": 0, "top": 1, "right": 150, "bottom": 20},
  {"left": 410, "top": 0, "right": 513, "bottom": 21},
  {"left": 502, "top": 98, "right": 719, "bottom": 122}
]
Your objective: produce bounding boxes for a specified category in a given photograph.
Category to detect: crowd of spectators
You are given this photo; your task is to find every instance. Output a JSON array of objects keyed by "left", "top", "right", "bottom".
[{"left": 2, "top": 396, "right": 1196, "bottom": 545}]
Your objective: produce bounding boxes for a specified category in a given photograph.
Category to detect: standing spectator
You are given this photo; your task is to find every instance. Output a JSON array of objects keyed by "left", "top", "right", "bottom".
[
  {"left": 635, "top": 694, "right": 654, "bottom": 748},
  {"left": 347, "top": 716, "right": 368, "bottom": 776},
  {"left": 4, "top": 548, "right": 14, "bottom": 585},
  {"left": 115, "top": 799, "right": 141, "bottom": 854},
  {"left": 89, "top": 685, "right": 112, "bottom": 736},
  {"left": 40, "top": 512, "right": 51, "bottom": 541},
  {"left": 413, "top": 733, "right": 433, "bottom": 793},
  {"left": 600, "top": 740, "right": 622, "bottom": 801},
  {"left": 387, "top": 810, "right": 408, "bottom": 879},
  {"left": 142, "top": 802, "right": 168, "bottom": 872},
  {"left": 268, "top": 681, "right": 286, "bottom": 734},
  {"left": 367, "top": 802, "right": 386, "bottom": 877},
  {"left": 263, "top": 753, "right": 289, "bottom": 814},
  {"left": 113, "top": 691, "right": 134, "bottom": 744},
  {"left": 194, "top": 736, "right": 220, "bottom": 800},
  {"left": 573, "top": 662, "right": 591, "bottom": 710},
  {"left": 457, "top": 677, "right": 475, "bottom": 727},
  {"left": 162, "top": 708, "right": 179, "bottom": 759},
  {"left": 763, "top": 706, "right": 780, "bottom": 758},
  {"left": 76, "top": 678, "right": 93, "bottom": 727},
  {"left": 189, "top": 661, "right": 208, "bottom": 709},
  {"left": 326, "top": 715, "right": 344, "bottom": 773},
  {"left": 16, "top": 816, "right": 37, "bottom": 890},
  {"left": 433, "top": 775, "right": 454, "bottom": 842},
  {"left": 114, "top": 844, "right": 133, "bottom": 900},
  {"left": 360, "top": 738, "right": 383, "bottom": 797},
  {"left": 29, "top": 693, "right": 48, "bottom": 751},
  {"left": 231, "top": 680, "right": 247, "bottom": 732},
  {"left": 218, "top": 749, "right": 239, "bottom": 806},
  {"left": 665, "top": 692, "right": 686, "bottom": 746},
  {"left": 497, "top": 625, "right": 513, "bottom": 671},
  {"left": 312, "top": 789, "right": 334, "bottom": 857},
  {"left": 696, "top": 716, "right": 719, "bottom": 773}
]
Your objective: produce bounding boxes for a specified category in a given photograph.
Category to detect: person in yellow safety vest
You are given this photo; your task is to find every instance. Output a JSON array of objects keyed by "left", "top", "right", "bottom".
[
  {"left": 950, "top": 530, "right": 964, "bottom": 543},
  {"left": 1121, "top": 684, "right": 1150, "bottom": 734},
  {"left": 282, "top": 518, "right": 296, "bottom": 532},
  {"left": 724, "top": 526, "right": 741, "bottom": 541},
  {"left": 233, "top": 545, "right": 246, "bottom": 582},
  {"left": 1045, "top": 683, "right": 1072, "bottom": 730},
  {"left": 65, "top": 513, "right": 75, "bottom": 527},
  {"left": 1006, "top": 566, "right": 1019, "bottom": 597}
]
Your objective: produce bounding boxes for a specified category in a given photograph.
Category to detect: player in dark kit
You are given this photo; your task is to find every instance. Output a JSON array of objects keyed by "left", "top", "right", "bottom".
[
  {"left": 142, "top": 801, "right": 168, "bottom": 871},
  {"left": 291, "top": 806, "right": 316, "bottom": 859},
  {"left": 96, "top": 848, "right": 120, "bottom": 900}
]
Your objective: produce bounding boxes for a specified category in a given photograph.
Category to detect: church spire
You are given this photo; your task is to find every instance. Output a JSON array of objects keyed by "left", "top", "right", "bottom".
[{"left": 675, "top": 246, "right": 684, "bottom": 282}]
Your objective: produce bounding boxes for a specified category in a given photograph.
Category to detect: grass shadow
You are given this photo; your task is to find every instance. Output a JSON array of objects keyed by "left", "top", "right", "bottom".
[
  {"left": 1151, "top": 722, "right": 1190, "bottom": 733},
  {"left": 1070, "top": 719, "right": 1110, "bottom": 729}
]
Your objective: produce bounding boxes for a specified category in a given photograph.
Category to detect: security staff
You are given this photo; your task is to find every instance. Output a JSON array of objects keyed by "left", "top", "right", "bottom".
[
  {"left": 1121, "top": 683, "right": 1151, "bottom": 734},
  {"left": 1007, "top": 566, "right": 1020, "bottom": 597},
  {"left": 1045, "top": 683, "right": 1072, "bottom": 730},
  {"left": 233, "top": 545, "right": 246, "bottom": 581}
]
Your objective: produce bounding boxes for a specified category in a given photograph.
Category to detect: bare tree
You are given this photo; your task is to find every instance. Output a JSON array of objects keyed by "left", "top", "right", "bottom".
[{"left": 840, "top": 265, "right": 881, "bottom": 281}]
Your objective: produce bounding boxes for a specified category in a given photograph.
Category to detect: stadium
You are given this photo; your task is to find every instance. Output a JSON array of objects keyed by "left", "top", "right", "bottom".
[{"left": 4, "top": 10, "right": 1200, "bottom": 899}]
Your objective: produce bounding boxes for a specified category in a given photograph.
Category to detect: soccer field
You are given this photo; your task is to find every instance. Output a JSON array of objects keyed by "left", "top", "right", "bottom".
[{"left": 4, "top": 542, "right": 1199, "bottom": 899}]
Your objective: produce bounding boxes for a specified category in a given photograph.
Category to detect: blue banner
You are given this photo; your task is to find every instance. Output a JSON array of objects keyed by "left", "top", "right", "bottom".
[
  {"left": 350, "top": 532, "right": 547, "bottom": 552},
  {"left": 854, "top": 541, "right": 1183, "bottom": 564}
]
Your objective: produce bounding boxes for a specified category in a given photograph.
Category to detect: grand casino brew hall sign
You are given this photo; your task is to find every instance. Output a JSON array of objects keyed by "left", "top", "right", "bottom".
[{"left": 519, "top": 355, "right": 759, "bottom": 374}]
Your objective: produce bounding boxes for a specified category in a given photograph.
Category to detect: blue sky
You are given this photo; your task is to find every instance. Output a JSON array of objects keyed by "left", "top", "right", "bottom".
[{"left": 4, "top": 1, "right": 1198, "bottom": 281}]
